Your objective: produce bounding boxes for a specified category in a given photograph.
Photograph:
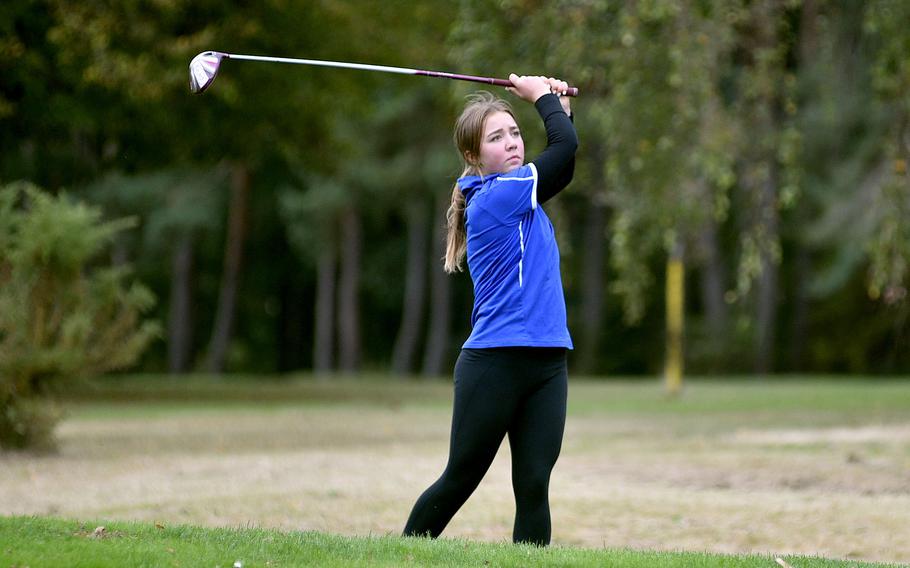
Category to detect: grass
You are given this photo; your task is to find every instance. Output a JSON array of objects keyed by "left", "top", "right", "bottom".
[
  {"left": 66, "top": 373, "right": 910, "bottom": 411},
  {"left": 4, "top": 375, "right": 909, "bottom": 565},
  {"left": 0, "top": 516, "right": 902, "bottom": 568},
  {"left": 64, "top": 374, "right": 910, "bottom": 431}
]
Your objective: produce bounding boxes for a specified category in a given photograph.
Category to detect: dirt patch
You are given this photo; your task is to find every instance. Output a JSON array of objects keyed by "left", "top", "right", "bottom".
[{"left": 729, "top": 424, "right": 910, "bottom": 445}]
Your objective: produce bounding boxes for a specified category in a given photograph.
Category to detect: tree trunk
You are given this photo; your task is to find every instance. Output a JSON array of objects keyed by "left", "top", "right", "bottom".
[
  {"left": 313, "top": 241, "right": 337, "bottom": 375},
  {"left": 755, "top": 239, "right": 778, "bottom": 373},
  {"left": 576, "top": 195, "right": 607, "bottom": 375},
  {"left": 789, "top": 245, "right": 810, "bottom": 371},
  {"left": 781, "top": 0, "right": 819, "bottom": 374},
  {"left": 754, "top": 162, "right": 780, "bottom": 375},
  {"left": 696, "top": 216, "right": 728, "bottom": 360},
  {"left": 337, "top": 206, "right": 362, "bottom": 373},
  {"left": 392, "top": 200, "right": 429, "bottom": 376},
  {"left": 421, "top": 193, "right": 452, "bottom": 378},
  {"left": 168, "top": 232, "right": 195, "bottom": 374},
  {"left": 665, "top": 240, "right": 685, "bottom": 395},
  {"left": 277, "top": 241, "right": 306, "bottom": 373},
  {"left": 749, "top": 0, "right": 783, "bottom": 375},
  {"left": 206, "top": 163, "right": 249, "bottom": 373}
]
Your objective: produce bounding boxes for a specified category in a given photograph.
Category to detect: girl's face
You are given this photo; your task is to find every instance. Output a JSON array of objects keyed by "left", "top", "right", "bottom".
[{"left": 477, "top": 111, "right": 524, "bottom": 176}]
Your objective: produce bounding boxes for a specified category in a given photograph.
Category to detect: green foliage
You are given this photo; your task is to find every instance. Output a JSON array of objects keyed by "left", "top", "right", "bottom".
[
  {"left": 863, "top": 0, "right": 910, "bottom": 304},
  {"left": 2, "top": 1, "right": 910, "bottom": 374},
  {"left": 279, "top": 172, "right": 348, "bottom": 266},
  {"left": 602, "top": 0, "right": 730, "bottom": 320},
  {"left": 84, "top": 167, "right": 227, "bottom": 252},
  {"left": 0, "top": 182, "right": 159, "bottom": 449},
  {"left": 867, "top": 172, "right": 910, "bottom": 303}
]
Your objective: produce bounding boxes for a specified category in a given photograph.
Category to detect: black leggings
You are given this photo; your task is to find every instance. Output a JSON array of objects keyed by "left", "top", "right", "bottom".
[{"left": 403, "top": 347, "right": 568, "bottom": 546}]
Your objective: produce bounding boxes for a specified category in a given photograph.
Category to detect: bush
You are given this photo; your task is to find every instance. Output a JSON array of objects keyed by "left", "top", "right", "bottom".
[
  {"left": 0, "top": 397, "right": 61, "bottom": 451},
  {"left": 0, "top": 182, "right": 160, "bottom": 450}
]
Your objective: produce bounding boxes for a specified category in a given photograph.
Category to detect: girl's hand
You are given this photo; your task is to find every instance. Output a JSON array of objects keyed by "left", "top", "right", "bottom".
[
  {"left": 507, "top": 74, "right": 571, "bottom": 115},
  {"left": 506, "top": 74, "right": 551, "bottom": 103},
  {"left": 545, "top": 77, "right": 572, "bottom": 115}
]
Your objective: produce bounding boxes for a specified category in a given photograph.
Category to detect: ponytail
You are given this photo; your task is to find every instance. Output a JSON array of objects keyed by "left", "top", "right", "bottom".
[
  {"left": 444, "top": 171, "right": 470, "bottom": 273},
  {"left": 444, "top": 92, "right": 514, "bottom": 274}
]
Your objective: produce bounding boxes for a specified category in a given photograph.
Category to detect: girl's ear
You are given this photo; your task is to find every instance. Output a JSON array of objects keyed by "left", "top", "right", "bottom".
[{"left": 463, "top": 151, "right": 478, "bottom": 166}]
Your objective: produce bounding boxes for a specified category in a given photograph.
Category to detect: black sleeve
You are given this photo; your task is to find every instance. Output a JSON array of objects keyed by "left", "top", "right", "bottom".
[{"left": 530, "top": 93, "right": 578, "bottom": 204}]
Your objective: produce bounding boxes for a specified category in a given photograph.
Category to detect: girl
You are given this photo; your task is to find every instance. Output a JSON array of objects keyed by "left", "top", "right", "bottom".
[{"left": 403, "top": 74, "right": 577, "bottom": 547}]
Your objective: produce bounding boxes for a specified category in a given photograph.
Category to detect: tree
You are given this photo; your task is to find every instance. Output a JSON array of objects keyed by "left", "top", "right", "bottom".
[
  {"left": 279, "top": 173, "right": 345, "bottom": 375},
  {"left": 84, "top": 167, "right": 227, "bottom": 374},
  {"left": 864, "top": 0, "right": 910, "bottom": 307},
  {"left": 39, "top": 0, "right": 338, "bottom": 373},
  {"left": 785, "top": 1, "right": 908, "bottom": 372},
  {"left": 0, "top": 183, "right": 159, "bottom": 450},
  {"left": 596, "top": 1, "right": 742, "bottom": 387},
  {"left": 729, "top": 0, "right": 802, "bottom": 374},
  {"left": 206, "top": 163, "right": 250, "bottom": 372},
  {"left": 422, "top": 191, "right": 455, "bottom": 377},
  {"left": 5, "top": 0, "right": 910, "bottom": 378}
]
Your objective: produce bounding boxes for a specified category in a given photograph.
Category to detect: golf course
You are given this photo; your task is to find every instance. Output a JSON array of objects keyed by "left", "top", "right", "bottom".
[
  {"left": 4, "top": 1, "right": 910, "bottom": 567},
  {"left": 2, "top": 376, "right": 908, "bottom": 566}
]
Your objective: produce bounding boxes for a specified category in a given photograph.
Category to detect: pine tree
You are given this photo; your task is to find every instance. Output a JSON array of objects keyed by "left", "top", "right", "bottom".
[{"left": 0, "top": 183, "right": 159, "bottom": 450}]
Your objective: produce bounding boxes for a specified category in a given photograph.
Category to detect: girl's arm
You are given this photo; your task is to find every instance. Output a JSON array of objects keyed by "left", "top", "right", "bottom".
[
  {"left": 531, "top": 94, "right": 577, "bottom": 204},
  {"left": 506, "top": 74, "right": 578, "bottom": 204}
]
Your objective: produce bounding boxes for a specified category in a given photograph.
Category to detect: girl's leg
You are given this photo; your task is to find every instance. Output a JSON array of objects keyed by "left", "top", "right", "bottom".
[
  {"left": 507, "top": 353, "right": 567, "bottom": 545},
  {"left": 403, "top": 349, "right": 517, "bottom": 538}
]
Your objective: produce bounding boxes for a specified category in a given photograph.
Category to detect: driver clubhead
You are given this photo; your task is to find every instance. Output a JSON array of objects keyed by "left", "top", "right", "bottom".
[{"left": 189, "top": 51, "right": 225, "bottom": 94}]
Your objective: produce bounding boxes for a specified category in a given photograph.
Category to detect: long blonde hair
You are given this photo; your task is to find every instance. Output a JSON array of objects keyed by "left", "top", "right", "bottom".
[{"left": 444, "top": 92, "right": 516, "bottom": 273}]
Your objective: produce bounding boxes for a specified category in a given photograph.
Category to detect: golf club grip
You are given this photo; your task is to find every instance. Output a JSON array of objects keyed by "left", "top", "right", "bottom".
[{"left": 419, "top": 71, "right": 579, "bottom": 97}]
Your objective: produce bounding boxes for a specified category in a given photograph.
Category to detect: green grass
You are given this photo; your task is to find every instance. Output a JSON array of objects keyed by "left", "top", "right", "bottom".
[
  {"left": 68, "top": 374, "right": 910, "bottom": 410},
  {"left": 1, "top": 516, "right": 902, "bottom": 568},
  {"left": 64, "top": 374, "right": 910, "bottom": 426}
]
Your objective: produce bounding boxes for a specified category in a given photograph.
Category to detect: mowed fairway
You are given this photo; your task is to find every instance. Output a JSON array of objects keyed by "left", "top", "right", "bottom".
[{"left": 2, "top": 377, "right": 909, "bottom": 565}]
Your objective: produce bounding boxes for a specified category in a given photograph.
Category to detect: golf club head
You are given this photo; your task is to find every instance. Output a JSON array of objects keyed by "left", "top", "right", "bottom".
[{"left": 189, "top": 51, "right": 225, "bottom": 94}]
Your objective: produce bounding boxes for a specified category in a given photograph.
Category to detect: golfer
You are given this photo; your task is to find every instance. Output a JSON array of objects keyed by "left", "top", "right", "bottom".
[{"left": 403, "top": 74, "right": 577, "bottom": 546}]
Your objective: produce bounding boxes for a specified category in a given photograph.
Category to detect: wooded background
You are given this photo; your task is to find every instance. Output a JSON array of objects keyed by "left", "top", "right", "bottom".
[{"left": 2, "top": 0, "right": 908, "bottom": 377}]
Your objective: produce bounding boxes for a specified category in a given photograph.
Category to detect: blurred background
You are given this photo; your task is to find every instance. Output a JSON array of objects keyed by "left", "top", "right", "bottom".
[{"left": 2, "top": 0, "right": 909, "bottom": 378}]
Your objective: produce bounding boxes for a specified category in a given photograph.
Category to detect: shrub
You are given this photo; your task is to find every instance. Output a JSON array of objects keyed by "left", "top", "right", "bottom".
[{"left": 0, "top": 182, "right": 160, "bottom": 450}]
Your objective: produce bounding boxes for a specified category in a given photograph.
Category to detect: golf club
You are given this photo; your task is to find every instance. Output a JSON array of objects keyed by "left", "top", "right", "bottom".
[{"left": 189, "top": 51, "right": 579, "bottom": 97}]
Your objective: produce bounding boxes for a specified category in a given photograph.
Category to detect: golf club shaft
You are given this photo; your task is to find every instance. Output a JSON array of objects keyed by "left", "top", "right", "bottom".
[{"left": 222, "top": 53, "right": 579, "bottom": 97}]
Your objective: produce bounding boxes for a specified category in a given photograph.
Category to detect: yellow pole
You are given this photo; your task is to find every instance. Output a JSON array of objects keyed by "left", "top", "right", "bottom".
[{"left": 665, "top": 251, "right": 684, "bottom": 396}]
